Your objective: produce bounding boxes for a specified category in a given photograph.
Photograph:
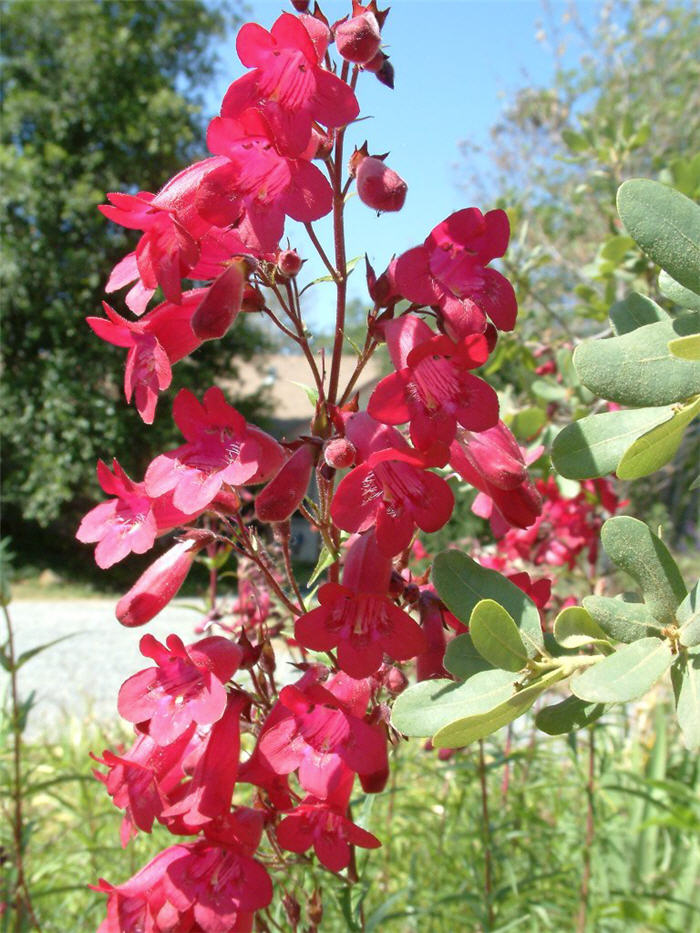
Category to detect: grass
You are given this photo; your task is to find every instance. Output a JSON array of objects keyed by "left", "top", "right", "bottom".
[{"left": 2, "top": 698, "right": 698, "bottom": 932}]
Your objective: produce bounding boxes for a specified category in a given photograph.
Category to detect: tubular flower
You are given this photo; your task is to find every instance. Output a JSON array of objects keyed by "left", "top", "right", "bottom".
[
  {"left": 369, "top": 314, "right": 499, "bottom": 452},
  {"left": 394, "top": 208, "right": 517, "bottom": 337},
  {"left": 145, "top": 387, "right": 285, "bottom": 514}
]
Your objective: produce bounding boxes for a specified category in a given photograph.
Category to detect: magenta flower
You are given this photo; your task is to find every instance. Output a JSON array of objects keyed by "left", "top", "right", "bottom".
[
  {"left": 257, "top": 670, "right": 388, "bottom": 799},
  {"left": 449, "top": 422, "right": 542, "bottom": 533},
  {"left": 368, "top": 314, "right": 499, "bottom": 451},
  {"left": 222, "top": 12, "right": 359, "bottom": 129},
  {"left": 394, "top": 207, "right": 517, "bottom": 337},
  {"left": 295, "top": 532, "right": 425, "bottom": 677},
  {"left": 145, "top": 387, "right": 285, "bottom": 514},
  {"left": 254, "top": 442, "right": 316, "bottom": 523},
  {"left": 330, "top": 413, "right": 454, "bottom": 557},
  {"left": 277, "top": 797, "right": 381, "bottom": 871},
  {"left": 87, "top": 296, "right": 204, "bottom": 423},
  {"left": 117, "top": 633, "right": 242, "bottom": 745},
  {"left": 76, "top": 459, "right": 196, "bottom": 568}
]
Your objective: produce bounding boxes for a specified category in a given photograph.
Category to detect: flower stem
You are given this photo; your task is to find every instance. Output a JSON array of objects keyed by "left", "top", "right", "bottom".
[{"left": 478, "top": 739, "right": 495, "bottom": 930}]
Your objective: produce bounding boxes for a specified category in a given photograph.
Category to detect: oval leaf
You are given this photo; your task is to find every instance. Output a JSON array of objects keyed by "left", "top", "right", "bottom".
[
  {"left": 469, "top": 600, "right": 529, "bottom": 671},
  {"left": 583, "top": 595, "right": 664, "bottom": 643},
  {"left": 678, "top": 581, "right": 700, "bottom": 648},
  {"left": 391, "top": 670, "right": 517, "bottom": 738},
  {"left": 432, "top": 669, "right": 565, "bottom": 748},
  {"left": 553, "top": 606, "right": 609, "bottom": 648},
  {"left": 535, "top": 695, "right": 605, "bottom": 735},
  {"left": 432, "top": 551, "right": 543, "bottom": 655},
  {"left": 673, "top": 651, "right": 700, "bottom": 751},
  {"left": 616, "top": 395, "right": 700, "bottom": 479},
  {"left": 573, "top": 314, "right": 700, "bottom": 407},
  {"left": 609, "top": 292, "right": 670, "bottom": 335},
  {"left": 617, "top": 179, "right": 700, "bottom": 294},
  {"left": 571, "top": 638, "right": 674, "bottom": 703},
  {"left": 600, "top": 517, "right": 687, "bottom": 624},
  {"left": 659, "top": 270, "right": 700, "bottom": 311},
  {"left": 444, "top": 633, "right": 493, "bottom": 680},
  {"left": 551, "top": 406, "right": 674, "bottom": 479},
  {"left": 669, "top": 333, "right": 700, "bottom": 360}
]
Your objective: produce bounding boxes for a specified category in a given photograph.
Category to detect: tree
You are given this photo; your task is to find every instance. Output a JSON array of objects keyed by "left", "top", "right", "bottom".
[{"left": 0, "top": 0, "right": 266, "bottom": 569}]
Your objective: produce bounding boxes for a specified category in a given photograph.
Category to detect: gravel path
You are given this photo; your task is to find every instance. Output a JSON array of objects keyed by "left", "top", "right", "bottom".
[{"left": 1, "top": 599, "right": 297, "bottom": 740}]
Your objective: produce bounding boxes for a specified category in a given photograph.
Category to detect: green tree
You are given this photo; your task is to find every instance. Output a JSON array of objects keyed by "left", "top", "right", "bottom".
[{"left": 0, "top": 0, "right": 267, "bottom": 570}]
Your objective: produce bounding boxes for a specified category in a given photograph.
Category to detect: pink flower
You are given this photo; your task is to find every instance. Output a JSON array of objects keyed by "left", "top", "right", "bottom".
[
  {"left": 295, "top": 532, "right": 425, "bottom": 677},
  {"left": 222, "top": 13, "right": 359, "bottom": 129},
  {"left": 277, "top": 798, "right": 381, "bottom": 871},
  {"left": 76, "top": 459, "right": 197, "bottom": 568},
  {"left": 145, "top": 387, "right": 285, "bottom": 514},
  {"left": 87, "top": 296, "right": 204, "bottom": 423},
  {"left": 116, "top": 538, "right": 202, "bottom": 627},
  {"left": 394, "top": 208, "right": 517, "bottom": 337},
  {"left": 118, "top": 633, "right": 241, "bottom": 744},
  {"left": 190, "top": 261, "right": 246, "bottom": 341},
  {"left": 356, "top": 155, "right": 407, "bottom": 212},
  {"left": 257, "top": 669, "right": 387, "bottom": 799},
  {"left": 331, "top": 413, "right": 454, "bottom": 557},
  {"left": 369, "top": 314, "right": 499, "bottom": 451}
]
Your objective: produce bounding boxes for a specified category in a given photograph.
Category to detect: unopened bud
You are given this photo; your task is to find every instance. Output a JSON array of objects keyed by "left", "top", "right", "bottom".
[
  {"left": 362, "top": 48, "right": 388, "bottom": 74},
  {"left": 357, "top": 156, "right": 407, "bottom": 213},
  {"left": 292, "top": 0, "right": 309, "bottom": 11},
  {"left": 255, "top": 445, "right": 316, "bottom": 523},
  {"left": 307, "top": 889, "right": 323, "bottom": 926},
  {"left": 191, "top": 262, "right": 245, "bottom": 339},
  {"left": 323, "top": 437, "right": 356, "bottom": 469},
  {"left": 241, "top": 284, "right": 265, "bottom": 313},
  {"left": 300, "top": 12, "right": 331, "bottom": 60},
  {"left": 376, "top": 56, "right": 394, "bottom": 89},
  {"left": 282, "top": 893, "right": 301, "bottom": 928},
  {"left": 334, "top": 11, "right": 381, "bottom": 64},
  {"left": 381, "top": 665, "right": 408, "bottom": 695},
  {"left": 116, "top": 539, "right": 200, "bottom": 627},
  {"left": 277, "top": 249, "right": 303, "bottom": 278},
  {"left": 403, "top": 582, "right": 420, "bottom": 605}
]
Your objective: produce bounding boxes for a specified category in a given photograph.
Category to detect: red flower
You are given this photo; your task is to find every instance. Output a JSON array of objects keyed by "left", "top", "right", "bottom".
[
  {"left": 330, "top": 413, "right": 454, "bottom": 557},
  {"left": 277, "top": 798, "right": 381, "bottom": 871},
  {"left": 369, "top": 314, "right": 498, "bottom": 451},
  {"left": 76, "top": 459, "right": 197, "bottom": 568},
  {"left": 394, "top": 208, "right": 517, "bottom": 337},
  {"left": 295, "top": 532, "right": 425, "bottom": 677},
  {"left": 145, "top": 387, "right": 285, "bottom": 514},
  {"left": 116, "top": 538, "right": 202, "bottom": 627},
  {"left": 255, "top": 443, "right": 316, "bottom": 523},
  {"left": 118, "top": 633, "right": 241, "bottom": 744},
  {"left": 222, "top": 13, "right": 359, "bottom": 130}
]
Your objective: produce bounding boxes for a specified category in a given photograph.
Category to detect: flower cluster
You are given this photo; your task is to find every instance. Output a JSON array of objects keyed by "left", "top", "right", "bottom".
[{"left": 81, "top": 4, "right": 546, "bottom": 927}]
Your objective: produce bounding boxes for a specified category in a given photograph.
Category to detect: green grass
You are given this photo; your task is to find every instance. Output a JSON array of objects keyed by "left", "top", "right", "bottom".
[{"left": 2, "top": 701, "right": 698, "bottom": 932}]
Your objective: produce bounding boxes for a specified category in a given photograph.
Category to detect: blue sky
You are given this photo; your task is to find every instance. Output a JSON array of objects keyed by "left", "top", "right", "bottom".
[{"left": 205, "top": 1, "right": 603, "bottom": 325}]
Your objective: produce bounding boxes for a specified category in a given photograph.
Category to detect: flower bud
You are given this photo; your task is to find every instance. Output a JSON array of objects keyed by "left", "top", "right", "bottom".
[
  {"left": 277, "top": 248, "right": 303, "bottom": 278},
  {"left": 334, "top": 11, "right": 381, "bottom": 64},
  {"left": 375, "top": 55, "right": 394, "bottom": 88},
  {"left": 323, "top": 437, "right": 356, "bottom": 469},
  {"left": 240, "top": 284, "right": 265, "bottom": 313},
  {"left": 191, "top": 261, "right": 245, "bottom": 340},
  {"left": 300, "top": 11, "right": 331, "bottom": 60},
  {"left": 380, "top": 664, "right": 408, "bottom": 695},
  {"left": 357, "top": 156, "right": 407, "bottom": 213},
  {"left": 292, "top": 0, "right": 309, "bottom": 11},
  {"left": 116, "top": 539, "right": 200, "bottom": 627},
  {"left": 255, "top": 444, "right": 316, "bottom": 523},
  {"left": 416, "top": 592, "right": 447, "bottom": 681}
]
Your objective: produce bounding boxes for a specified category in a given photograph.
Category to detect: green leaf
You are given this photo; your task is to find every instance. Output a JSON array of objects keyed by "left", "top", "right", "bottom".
[
  {"left": 609, "top": 292, "right": 670, "bottom": 335},
  {"left": 432, "top": 550, "right": 543, "bottom": 654},
  {"left": 573, "top": 313, "right": 700, "bottom": 407},
  {"left": 659, "top": 270, "right": 700, "bottom": 311},
  {"left": 307, "top": 543, "right": 339, "bottom": 587},
  {"left": 508, "top": 406, "right": 547, "bottom": 440},
  {"left": 551, "top": 406, "right": 674, "bottom": 479},
  {"left": 531, "top": 378, "right": 568, "bottom": 401},
  {"left": 288, "top": 380, "right": 319, "bottom": 407},
  {"left": 673, "top": 652, "right": 700, "bottom": 751},
  {"left": 553, "top": 606, "right": 609, "bottom": 648},
  {"left": 561, "top": 128, "right": 589, "bottom": 153},
  {"left": 15, "top": 634, "right": 76, "bottom": 671},
  {"left": 444, "top": 633, "right": 493, "bottom": 680},
  {"left": 583, "top": 595, "right": 665, "bottom": 643},
  {"left": 617, "top": 179, "right": 700, "bottom": 294},
  {"left": 469, "top": 600, "right": 529, "bottom": 671},
  {"left": 677, "top": 581, "right": 700, "bottom": 648},
  {"left": 669, "top": 333, "right": 700, "bottom": 360},
  {"left": 571, "top": 638, "right": 674, "bottom": 703},
  {"left": 535, "top": 695, "right": 605, "bottom": 735},
  {"left": 432, "top": 669, "right": 565, "bottom": 748},
  {"left": 390, "top": 670, "right": 518, "bottom": 737},
  {"left": 616, "top": 395, "right": 700, "bottom": 479},
  {"left": 600, "top": 234, "right": 636, "bottom": 263},
  {"left": 600, "top": 516, "right": 687, "bottom": 624}
]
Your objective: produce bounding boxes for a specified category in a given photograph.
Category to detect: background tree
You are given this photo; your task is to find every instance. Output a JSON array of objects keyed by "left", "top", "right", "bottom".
[{"left": 0, "top": 0, "right": 268, "bottom": 575}]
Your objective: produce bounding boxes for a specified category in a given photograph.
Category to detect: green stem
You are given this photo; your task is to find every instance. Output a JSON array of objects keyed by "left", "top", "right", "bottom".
[{"left": 478, "top": 740, "right": 495, "bottom": 930}]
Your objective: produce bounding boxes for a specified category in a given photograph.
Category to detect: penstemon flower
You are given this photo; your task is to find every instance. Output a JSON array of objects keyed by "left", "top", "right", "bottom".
[{"left": 78, "top": 4, "right": 549, "bottom": 927}]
